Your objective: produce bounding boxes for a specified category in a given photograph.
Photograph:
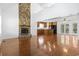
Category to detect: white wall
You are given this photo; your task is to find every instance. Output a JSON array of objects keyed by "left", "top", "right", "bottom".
[
  {"left": 31, "top": 16, "right": 37, "bottom": 36},
  {"left": 2, "top": 4, "right": 19, "bottom": 36},
  {"left": 57, "top": 14, "right": 79, "bottom": 35},
  {"left": 0, "top": 9, "right": 1, "bottom": 34},
  {"left": 31, "top": 3, "right": 79, "bottom": 36}
]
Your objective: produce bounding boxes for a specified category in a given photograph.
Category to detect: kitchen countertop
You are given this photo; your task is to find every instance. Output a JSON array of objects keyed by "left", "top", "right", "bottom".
[{"left": 37, "top": 27, "right": 51, "bottom": 30}]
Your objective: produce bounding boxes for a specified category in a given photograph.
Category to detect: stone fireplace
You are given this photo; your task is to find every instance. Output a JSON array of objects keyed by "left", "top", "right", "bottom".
[
  {"left": 19, "top": 3, "right": 30, "bottom": 36},
  {"left": 21, "top": 28, "right": 28, "bottom": 34},
  {"left": 20, "top": 25, "right": 30, "bottom": 35}
]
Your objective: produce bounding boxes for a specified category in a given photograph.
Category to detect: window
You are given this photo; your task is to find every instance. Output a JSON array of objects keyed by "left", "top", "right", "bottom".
[
  {"left": 73, "top": 23, "right": 77, "bottom": 33},
  {"left": 61, "top": 24, "right": 64, "bottom": 33},
  {"left": 65, "top": 24, "right": 69, "bottom": 33}
]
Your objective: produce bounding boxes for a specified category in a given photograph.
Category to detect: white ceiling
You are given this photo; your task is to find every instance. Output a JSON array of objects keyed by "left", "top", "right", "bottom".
[
  {"left": 31, "top": 3, "right": 43, "bottom": 14},
  {"left": 31, "top": 3, "right": 55, "bottom": 14},
  {"left": 0, "top": 3, "right": 55, "bottom": 14}
]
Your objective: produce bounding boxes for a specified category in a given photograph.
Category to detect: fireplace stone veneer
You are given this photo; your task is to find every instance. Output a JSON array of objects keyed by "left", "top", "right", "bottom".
[{"left": 19, "top": 3, "right": 30, "bottom": 35}]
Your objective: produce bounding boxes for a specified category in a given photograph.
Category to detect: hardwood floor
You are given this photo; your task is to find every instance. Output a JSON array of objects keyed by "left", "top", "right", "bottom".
[
  {"left": 31, "top": 34, "right": 79, "bottom": 56},
  {"left": 1, "top": 38, "right": 19, "bottom": 56},
  {"left": 0, "top": 36, "right": 31, "bottom": 56},
  {"left": 19, "top": 36, "right": 31, "bottom": 56},
  {"left": 0, "top": 34, "right": 79, "bottom": 56}
]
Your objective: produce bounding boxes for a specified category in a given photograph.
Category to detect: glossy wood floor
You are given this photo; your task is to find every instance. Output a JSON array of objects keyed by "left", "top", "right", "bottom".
[{"left": 0, "top": 34, "right": 79, "bottom": 56}]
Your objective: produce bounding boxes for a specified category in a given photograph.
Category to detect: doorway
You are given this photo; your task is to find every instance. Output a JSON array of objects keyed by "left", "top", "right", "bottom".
[{"left": 49, "top": 22, "right": 57, "bottom": 34}]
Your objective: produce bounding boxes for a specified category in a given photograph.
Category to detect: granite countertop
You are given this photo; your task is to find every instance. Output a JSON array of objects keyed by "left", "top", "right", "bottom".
[{"left": 37, "top": 27, "right": 51, "bottom": 30}]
